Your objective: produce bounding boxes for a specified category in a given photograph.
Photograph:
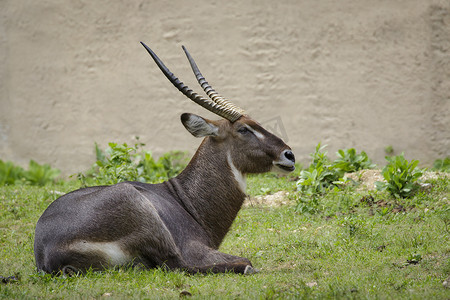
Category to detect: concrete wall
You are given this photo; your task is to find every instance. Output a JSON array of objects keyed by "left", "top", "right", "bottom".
[{"left": 0, "top": 0, "right": 449, "bottom": 175}]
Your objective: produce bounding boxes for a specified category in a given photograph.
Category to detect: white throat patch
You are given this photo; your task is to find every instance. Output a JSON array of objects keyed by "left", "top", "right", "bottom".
[{"left": 227, "top": 152, "right": 247, "bottom": 193}]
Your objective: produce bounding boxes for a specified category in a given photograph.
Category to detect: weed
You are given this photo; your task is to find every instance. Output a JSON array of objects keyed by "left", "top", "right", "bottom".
[
  {"left": 432, "top": 157, "right": 450, "bottom": 172},
  {"left": 0, "top": 160, "right": 26, "bottom": 185},
  {"left": 296, "top": 144, "right": 342, "bottom": 200},
  {"left": 0, "top": 159, "right": 60, "bottom": 186},
  {"left": 94, "top": 142, "right": 142, "bottom": 184},
  {"left": 376, "top": 206, "right": 392, "bottom": 217},
  {"left": 24, "top": 160, "right": 61, "bottom": 186},
  {"left": 79, "top": 138, "right": 189, "bottom": 185},
  {"left": 437, "top": 206, "right": 450, "bottom": 233},
  {"left": 333, "top": 148, "right": 376, "bottom": 173},
  {"left": 296, "top": 144, "right": 373, "bottom": 213},
  {"left": 296, "top": 194, "right": 321, "bottom": 214},
  {"left": 385, "top": 145, "right": 394, "bottom": 155},
  {"left": 406, "top": 253, "right": 422, "bottom": 265},
  {"left": 375, "top": 154, "right": 424, "bottom": 198},
  {"left": 339, "top": 215, "right": 372, "bottom": 238}
]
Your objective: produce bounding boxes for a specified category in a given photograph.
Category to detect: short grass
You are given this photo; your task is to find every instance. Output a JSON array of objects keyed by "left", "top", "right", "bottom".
[{"left": 0, "top": 173, "right": 449, "bottom": 299}]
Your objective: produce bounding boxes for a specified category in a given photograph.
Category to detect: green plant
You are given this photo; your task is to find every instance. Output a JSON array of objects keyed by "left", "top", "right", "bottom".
[
  {"left": 432, "top": 157, "right": 450, "bottom": 172},
  {"left": 296, "top": 144, "right": 343, "bottom": 213},
  {"left": 384, "top": 145, "right": 394, "bottom": 155},
  {"left": 333, "top": 148, "right": 376, "bottom": 173},
  {"left": 437, "top": 206, "right": 450, "bottom": 232},
  {"left": 297, "top": 145, "right": 376, "bottom": 201},
  {"left": 295, "top": 191, "right": 321, "bottom": 214},
  {"left": 24, "top": 160, "right": 61, "bottom": 186},
  {"left": 0, "top": 159, "right": 60, "bottom": 186},
  {"left": 0, "top": 160, "right": 26, "bottom": 185},
  {"left": 295, "top": 144, "right": 378, "bottom": 213},
  {"left": 406, "top": 253, "right": 422, "bottom": 265},
  {"left": 297, "top": 144, "right": 342, "bottom": 192},
  {"left": 83, "top": 139, "right": 189, "bottom": 185},
  {"left": 376, "top": 206, "right": 391, "bottom": 217},
  {"left": 375, "top": 154, "right": 423, "bottom": 198},
  {"left": 140, "top": 150, "right": 189, "bottom": 181},
  {"left": 297, "top": 167, "right": 335, "bottom": 198},
  {"left": 93, "top": 142, "right": 141, "bottom": 184},
  {"left": 339, "top": 215, "right": 372, "bottom": 238}
]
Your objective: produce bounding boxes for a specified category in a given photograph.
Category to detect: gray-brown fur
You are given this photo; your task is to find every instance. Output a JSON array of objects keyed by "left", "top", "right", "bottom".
[
  {"left": 34, "top": 45, "right": 295, "bottom": 275},
  {"left": 34, "top": 114, "right": 294, "bottom": 275}
]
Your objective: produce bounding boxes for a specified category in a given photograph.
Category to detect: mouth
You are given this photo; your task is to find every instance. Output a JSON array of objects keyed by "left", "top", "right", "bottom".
[{"left": 274, "top": 164, "right": 295, "bottom": 173}]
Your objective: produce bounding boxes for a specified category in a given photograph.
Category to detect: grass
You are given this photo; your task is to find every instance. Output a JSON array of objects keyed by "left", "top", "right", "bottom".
[{"left": 0, "top": 172, "right": 449, "bottom": 299}]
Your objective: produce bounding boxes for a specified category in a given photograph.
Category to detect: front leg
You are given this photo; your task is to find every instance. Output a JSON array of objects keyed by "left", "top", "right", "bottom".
[
  {"left": 182, "top": 241, "right": 257, "bottom": 274},
  {"left": 190, "top": 261, "right": 257, "bottom": 275}
]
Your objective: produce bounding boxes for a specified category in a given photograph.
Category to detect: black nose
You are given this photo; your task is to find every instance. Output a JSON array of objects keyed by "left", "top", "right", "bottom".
[{"left": 284, "top": 150, "right": 295, "bottom": 163}]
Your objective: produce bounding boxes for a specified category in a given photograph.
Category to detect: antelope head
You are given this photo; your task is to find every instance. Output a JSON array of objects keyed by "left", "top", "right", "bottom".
[{"left": 140, "top": 42, "right": 295, "bottom": 178}]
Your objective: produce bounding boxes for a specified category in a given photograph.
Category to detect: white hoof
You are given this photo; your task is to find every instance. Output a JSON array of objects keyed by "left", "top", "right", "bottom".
[{"left": 244, "top": 265, "right": 259, "bottom": 275}]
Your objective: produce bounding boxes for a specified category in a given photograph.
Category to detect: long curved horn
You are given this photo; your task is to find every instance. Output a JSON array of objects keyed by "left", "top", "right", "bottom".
[
  {"left": 181, "top": 46, "right": 245, "bottom": 117},
  {"left": 141, "top": 42, "right": 243, "bottom": 122}
]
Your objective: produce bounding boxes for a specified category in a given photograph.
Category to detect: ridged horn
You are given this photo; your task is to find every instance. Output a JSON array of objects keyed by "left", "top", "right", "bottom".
[
  {"left": 141, "top": 42, "right": 244, "bottom": 122},
  {"left": 181, "top": 46, "right": 245, "bottom": 117}
]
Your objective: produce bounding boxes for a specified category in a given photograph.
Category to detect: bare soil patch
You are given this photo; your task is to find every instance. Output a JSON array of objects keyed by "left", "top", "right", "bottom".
[{"left": 245, "top": 191, "right": 291, "bottom": 207}]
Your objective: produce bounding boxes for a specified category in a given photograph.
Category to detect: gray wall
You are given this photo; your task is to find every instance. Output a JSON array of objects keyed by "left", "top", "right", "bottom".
[{"left": 1, "top": 0, "right": 449, "bottom": 175}]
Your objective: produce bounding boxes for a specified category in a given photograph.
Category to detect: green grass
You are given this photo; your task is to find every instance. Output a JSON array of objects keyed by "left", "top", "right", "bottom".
[{"left": 0, "top": 173, "right": 449, "bottom": 299}]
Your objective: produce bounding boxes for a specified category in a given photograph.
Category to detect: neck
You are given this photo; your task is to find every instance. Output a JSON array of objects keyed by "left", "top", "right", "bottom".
[{"left": 168, "top": 138, "right": 247, "bottom": 248}]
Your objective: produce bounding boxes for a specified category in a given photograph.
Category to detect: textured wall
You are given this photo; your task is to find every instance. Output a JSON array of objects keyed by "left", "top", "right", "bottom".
[{"left": 0, "top": 0, "right": 449, "bottom": 175}]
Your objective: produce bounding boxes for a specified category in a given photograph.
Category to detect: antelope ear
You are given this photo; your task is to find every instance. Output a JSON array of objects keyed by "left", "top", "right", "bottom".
[{"left": 181, "top": 113, "right": 219, "bottom": 138}]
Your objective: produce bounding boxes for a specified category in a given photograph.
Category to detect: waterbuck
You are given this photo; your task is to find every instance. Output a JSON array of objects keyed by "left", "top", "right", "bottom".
[{"left": 34, "top": 42, "right": 295, "bottom": 275}]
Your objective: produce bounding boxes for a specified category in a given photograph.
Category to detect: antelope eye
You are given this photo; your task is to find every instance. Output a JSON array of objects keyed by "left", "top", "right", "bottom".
[{"left": 237, "top": 127, "right": 250, "bottom": 134}]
